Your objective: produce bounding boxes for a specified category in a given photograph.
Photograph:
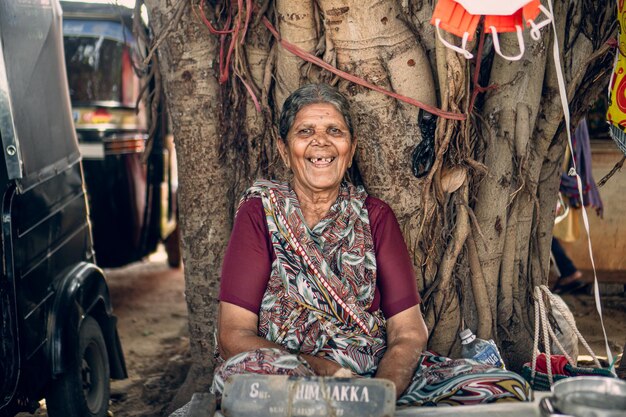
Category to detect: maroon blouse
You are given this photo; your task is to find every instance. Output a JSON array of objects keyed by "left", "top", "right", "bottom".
[{"left": 219, "top": 196, "right": 421, "bottom": 319}]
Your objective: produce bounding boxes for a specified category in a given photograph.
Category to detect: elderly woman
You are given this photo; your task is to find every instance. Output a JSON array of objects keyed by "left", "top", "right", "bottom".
[{"left": 213, "top": 84, "right": 529, "bottom": 406}]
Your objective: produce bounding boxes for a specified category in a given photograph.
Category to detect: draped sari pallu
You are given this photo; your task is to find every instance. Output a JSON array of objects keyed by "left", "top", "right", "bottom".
[{"left": 246, "top": 180, "right": 386, "bottom": 375}]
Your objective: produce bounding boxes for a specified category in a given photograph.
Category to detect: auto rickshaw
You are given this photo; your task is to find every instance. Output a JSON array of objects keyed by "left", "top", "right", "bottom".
[
  {"left": 0, "top": 1, "right": 127, "bottom": 416},
  {"left": 60, "top": 0, "right": 180, "bottom": 268}
]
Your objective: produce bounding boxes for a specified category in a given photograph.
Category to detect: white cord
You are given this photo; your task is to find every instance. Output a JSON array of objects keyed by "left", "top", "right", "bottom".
[
  {"left": 541, "top": 286, "right": 601, "bottom": 367},
  {"left": 531, "top": 290, "right": 541, "bottom": 384},
  {"left": 435, "top": 19, "right": 474, "bottom": 59},
  {"left": 528, "top": 5, "right": 553, "bottom": 41},
  {"left": 546, "top": 0, "right": 615, "bottom": 373},
  {"left": 490, "top": 25, "right": 526, "bottom": 61},
  {"left": 536, "top": 287, "right": 553, "bottom": 385}
]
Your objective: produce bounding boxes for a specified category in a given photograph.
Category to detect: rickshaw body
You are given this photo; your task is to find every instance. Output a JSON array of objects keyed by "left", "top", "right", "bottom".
[
  {"left": 0, "top": 1, "right": 126, "bottom": 416},
  {"left": 60, "top": 1, "right": 179, "bottom": 268}
]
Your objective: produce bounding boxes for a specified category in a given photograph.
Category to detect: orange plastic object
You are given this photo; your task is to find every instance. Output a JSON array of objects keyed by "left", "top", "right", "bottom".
[
  {"left": 430, "top": 0, "right": 552, "bottom": 61},
  {"left": 483, "top": 0, "right": 541, "bottom": 33},
  {"left": 483, "top": 10, "right": 524, "bottom": 33},
  {"left": 522, "top": 0, "right": 541, "bottom": 25},
  {"left": 430, "top": 0, "right": 481, "bottom": 41}
]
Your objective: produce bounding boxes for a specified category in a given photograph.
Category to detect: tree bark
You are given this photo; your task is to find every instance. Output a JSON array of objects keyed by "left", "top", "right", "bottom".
[{"left": 143, "top": 0, "right": 229, "bottom": 410}]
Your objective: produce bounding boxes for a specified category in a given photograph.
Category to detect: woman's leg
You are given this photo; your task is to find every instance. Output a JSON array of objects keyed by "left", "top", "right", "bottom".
[
  {"left": 210, "top": 348, "right": 315, "bottom": 396},
  {"left": 397, "top": 352, "right": 530, "bottom": 406}
]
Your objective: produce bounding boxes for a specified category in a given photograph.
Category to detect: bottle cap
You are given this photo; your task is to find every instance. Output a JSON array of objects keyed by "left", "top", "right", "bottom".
[{"left": 459, "top": 328, "right": 474, "bottom": 341}]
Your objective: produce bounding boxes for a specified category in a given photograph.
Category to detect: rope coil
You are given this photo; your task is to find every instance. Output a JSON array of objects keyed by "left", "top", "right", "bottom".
[{"left": 531, "top": 285, "right": 601, "bottom": 387}]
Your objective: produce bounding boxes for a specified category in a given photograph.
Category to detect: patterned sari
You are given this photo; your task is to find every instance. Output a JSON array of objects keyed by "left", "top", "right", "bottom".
[{"left": 212, "top": 180, "right": 531, "bottom": 406}]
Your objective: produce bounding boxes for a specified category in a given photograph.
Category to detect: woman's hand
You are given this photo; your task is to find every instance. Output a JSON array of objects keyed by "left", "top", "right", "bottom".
[
  {"left": 331, "top": 368, "right": 354, "bottom": 378},
  {"left": 300, "top": 353, "right": 345, "bottom": 376},
  {"left": 374, "top": 305, "right": 428, "bottom": 399}
]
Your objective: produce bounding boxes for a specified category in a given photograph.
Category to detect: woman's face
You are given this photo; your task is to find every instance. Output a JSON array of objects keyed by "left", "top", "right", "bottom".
[{"left": 278, "top": 103, "right": 356, "bottom": 196}]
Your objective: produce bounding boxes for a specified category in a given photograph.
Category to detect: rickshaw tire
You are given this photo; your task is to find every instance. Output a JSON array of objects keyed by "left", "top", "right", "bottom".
[
  {"left": 46, "top": 316, "right": 111, "bottom": 417},
  {"left": 164, "top": 225, "right": 182, "bottom": 268}
]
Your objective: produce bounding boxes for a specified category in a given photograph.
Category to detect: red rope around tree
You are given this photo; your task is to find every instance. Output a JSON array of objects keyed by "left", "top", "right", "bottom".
[{"left": 198, "top": 2, "right": 467, "bottom": 121}]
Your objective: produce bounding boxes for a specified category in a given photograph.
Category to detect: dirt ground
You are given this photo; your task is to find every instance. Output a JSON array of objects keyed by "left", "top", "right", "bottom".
[
  {"left": 559, "top": 292, "right": 626, "bottom": 363},
  {"left": 21, "top": 251, "right": 626, "bottom": 417},
  {"left": 106, "top": 251, "right": 191, "bottom": 417}
]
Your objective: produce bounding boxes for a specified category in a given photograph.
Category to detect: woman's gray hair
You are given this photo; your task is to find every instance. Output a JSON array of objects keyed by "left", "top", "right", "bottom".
[{"left": 278, "top": 84, "right": 354, "bottom": 142}]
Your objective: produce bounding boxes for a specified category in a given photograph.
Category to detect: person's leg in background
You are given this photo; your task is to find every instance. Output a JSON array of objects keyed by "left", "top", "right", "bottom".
[{"left": 551, "top": 238, "right": 585, "bottom": 294}]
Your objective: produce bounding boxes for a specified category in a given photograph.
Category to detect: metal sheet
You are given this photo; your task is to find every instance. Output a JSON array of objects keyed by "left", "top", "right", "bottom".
[
  {"left": 222, "top": 375, "right": 396, "bottom": 417},
  {"left": 79, "top": 143, "right": 104, "bottom": 160},
  {"left": 0, "top": 0, "right": 80, "bottom": 191},
  {"left": 0, "top": 20, "right": 22, "bottom": 180},
  {"left": 552, "top": 377, "right": 626, "bottom": 417}
]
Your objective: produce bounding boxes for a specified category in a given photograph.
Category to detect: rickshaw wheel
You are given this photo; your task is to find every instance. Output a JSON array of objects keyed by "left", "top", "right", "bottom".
[{"left": 46, "top": 316, "right": 110, "bottom": 417}]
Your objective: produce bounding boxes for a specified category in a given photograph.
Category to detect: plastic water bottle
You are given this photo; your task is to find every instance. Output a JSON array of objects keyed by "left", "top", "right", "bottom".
[{"left": 459, "top": 329, "right": 506, "bottom": 369}]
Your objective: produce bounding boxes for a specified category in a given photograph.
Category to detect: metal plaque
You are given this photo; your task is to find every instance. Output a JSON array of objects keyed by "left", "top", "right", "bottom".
[{"left": 221, "top": 375, "right": 396, "bottom": 417}]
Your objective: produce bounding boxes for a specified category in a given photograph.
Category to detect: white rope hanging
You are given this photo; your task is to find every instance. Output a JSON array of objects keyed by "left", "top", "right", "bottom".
[
  {"left": 545, "top": 0, "right": 614, "bottom": 372},
  {"left": 531, "top": 285, "right": 602, "bottom": 386}
]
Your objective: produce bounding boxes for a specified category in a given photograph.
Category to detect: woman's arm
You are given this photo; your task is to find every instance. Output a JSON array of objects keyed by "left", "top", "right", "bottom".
[
  {"left": 217, "top": 302, "right": 278, "bottom": 356},
  {"left": 374, "top": 305, "right": 428, "bottom": 398},
  {"left": 218, "top": 301, "right": 345, "bottom": 376}
]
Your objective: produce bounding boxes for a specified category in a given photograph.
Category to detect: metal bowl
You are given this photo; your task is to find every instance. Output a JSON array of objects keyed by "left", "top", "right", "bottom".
[{"left": 550, "top": 376, "right": 626, "bottom": 417}]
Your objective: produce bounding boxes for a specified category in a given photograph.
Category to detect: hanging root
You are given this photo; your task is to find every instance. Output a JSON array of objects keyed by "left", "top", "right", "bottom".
[
  {"left": 497, "top": 203, "right": 517, "bottom": 326},
  {"left": 435, "top": 185, "right": 471, "bottom": 291},
  {"left": 144, "top": 0, "right": 187, "bottom": 67},
  {"left": 459, "top": 200, "right": 487, "bottom": 250},
  {"left": 467, "top": 235, "right": 493, "bottom": 338},
  {"left": 423, "top": 183, "right": 470, "bottom": 349},
  {"left": 432, "top": 185, "right": 470, "bottom": 303},
  {"left": 133, "top": 0, "right": 166, "bottom": 162}
]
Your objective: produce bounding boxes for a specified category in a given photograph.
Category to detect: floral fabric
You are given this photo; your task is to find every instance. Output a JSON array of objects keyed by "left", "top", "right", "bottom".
[
  {"left": 211, "top": 349, "right": 531, "bottom": 406},
  {"left": 239, "top": 179, "right": 386, "bottom": 376},
  {"left": 211, "top": 348, "right": 314, "bottom": 395},
  {"left": 397, "top": 352, "right": 530, "bottom": 406}
]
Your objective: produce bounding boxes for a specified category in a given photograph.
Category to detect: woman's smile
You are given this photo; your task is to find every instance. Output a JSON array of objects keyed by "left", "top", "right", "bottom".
[{"left": 307, "top": 156, "right": 336, "bottom": 167}]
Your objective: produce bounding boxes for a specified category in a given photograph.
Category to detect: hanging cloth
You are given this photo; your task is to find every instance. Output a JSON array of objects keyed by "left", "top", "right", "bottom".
[
  {"left": 560, "top": 118, "right": 604, "bottom": 217},
  {"left": 606, "top": 0, "right": 626, "bottom": 156},
  {"left": 430, "top": 0, "right": 552, "bottom": 60}
]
